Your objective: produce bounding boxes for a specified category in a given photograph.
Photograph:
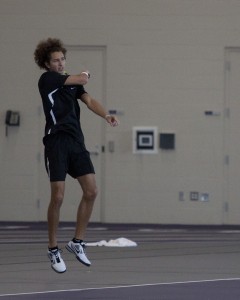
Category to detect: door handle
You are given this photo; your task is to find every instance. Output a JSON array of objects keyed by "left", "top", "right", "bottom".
[
  {"left": 89, "top": 145, "right": 100, "bottom": 156},
  {"left": 89, "top": 151, "right": 99, "bottom": 156}
]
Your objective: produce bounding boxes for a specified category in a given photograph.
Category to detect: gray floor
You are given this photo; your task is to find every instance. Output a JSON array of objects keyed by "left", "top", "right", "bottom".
[{"left": 0, "top": 223, "right": 240, "bottom": 299}]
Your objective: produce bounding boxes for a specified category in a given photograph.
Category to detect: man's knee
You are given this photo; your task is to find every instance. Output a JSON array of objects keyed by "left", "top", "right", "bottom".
[
  {"left": 50, "top": 188, "right": 64, "bottom": 207},
  {"left": 84, "top": 186, "right": 98, "bottom": 202},
  {"left": 50, "top": 182, "right": 65, "bottom": 207}
]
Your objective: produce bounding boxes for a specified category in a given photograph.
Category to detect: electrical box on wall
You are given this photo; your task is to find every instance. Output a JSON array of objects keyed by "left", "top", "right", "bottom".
[
  {"left": 5, "top": 110, "right": 20, "bottom": 126},
  {"left": 133, "top": 126, "right": 158, "bottom": 154},
  {"left": 5, "top": 110, "right": 20, "bottom": 137},
  {"left": 160, "top": 133, "right": 175, "bottom": 150}
]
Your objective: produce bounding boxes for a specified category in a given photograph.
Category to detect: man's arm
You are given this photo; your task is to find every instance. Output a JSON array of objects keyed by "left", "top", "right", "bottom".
[
  {"left": 64, "top": 71, "right": 90, "bottom": 86},
  {"left": 80, "top": 93, "right": 119, "bottom": 127}
]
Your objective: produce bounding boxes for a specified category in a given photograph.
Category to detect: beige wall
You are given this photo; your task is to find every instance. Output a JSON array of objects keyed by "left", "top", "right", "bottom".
[{"left": 0, "top": 0, "right": 240, "bottom": 224}]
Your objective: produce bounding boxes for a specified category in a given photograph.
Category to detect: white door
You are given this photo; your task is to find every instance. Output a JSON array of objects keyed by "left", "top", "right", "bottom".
[
  {"left": 37, "top": 46, "right": 106, "bottom": 223},
  {"left": 224, "top": 48, "right": 240, "bottom": 224}
]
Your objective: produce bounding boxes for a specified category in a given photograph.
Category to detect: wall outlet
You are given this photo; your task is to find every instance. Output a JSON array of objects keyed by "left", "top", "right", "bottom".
[
  {"left": 179, "top": 191, "right": 185, "bottom": 201},
  {"left": 190, "top": 192, "right": 199, "bottom": 201},
  {"left": 200, "top": 193, "right": 209, "bottom": 202}
]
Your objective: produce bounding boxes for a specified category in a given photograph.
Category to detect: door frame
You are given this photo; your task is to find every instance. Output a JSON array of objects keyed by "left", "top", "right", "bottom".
[{"left": 223, "top": 47, "right": 240, "bottom": 224}]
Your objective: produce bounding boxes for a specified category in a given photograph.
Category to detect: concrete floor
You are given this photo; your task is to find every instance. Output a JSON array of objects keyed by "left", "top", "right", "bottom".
[{"left": 0, "top": 223, "right": 240, "bottom": 299}]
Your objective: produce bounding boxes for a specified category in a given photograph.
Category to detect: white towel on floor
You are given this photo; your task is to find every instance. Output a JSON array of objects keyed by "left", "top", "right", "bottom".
[{"left": 86, "top": 237, "right": 137, "bottom": 247}]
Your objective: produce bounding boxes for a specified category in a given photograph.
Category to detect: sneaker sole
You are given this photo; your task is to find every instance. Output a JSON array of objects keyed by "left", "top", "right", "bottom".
[
  {"left": 51, "top": 265, "right": 66, "bottom": 274},
  {"left": 65, "top": 245, "right": 91, "bottom": 267}
]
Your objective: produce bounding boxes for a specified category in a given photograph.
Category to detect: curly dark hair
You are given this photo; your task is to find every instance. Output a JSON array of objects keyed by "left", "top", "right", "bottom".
[{"left": 34, "top": 38, "right": 67, "bottom": 70}]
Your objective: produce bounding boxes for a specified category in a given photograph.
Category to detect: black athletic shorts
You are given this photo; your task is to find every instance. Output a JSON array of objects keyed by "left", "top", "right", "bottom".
[{"left": 44, "top": 132, "right": 95, "bottom": 182}]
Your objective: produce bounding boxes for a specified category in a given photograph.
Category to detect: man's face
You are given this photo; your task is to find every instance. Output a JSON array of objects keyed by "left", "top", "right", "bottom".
[{"left": 45, "top": 51, "right": 66, "bottom": 74}]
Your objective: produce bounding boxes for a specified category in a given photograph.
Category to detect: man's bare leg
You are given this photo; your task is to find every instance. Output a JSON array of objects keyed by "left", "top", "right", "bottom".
[
  {"left": 48, "top": 181, "right": 65, "bottom": 248},
  {"left": 75, "top": 174, "right": 97, "bottom": 240}
]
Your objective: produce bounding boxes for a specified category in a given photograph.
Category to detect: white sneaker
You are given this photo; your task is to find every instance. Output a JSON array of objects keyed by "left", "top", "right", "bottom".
[
  {"left": 66, "top": 240, "right": 91, "bottom": 266},
  {"left": 47, "top": 248, "right": 66, "bottom": 273}
]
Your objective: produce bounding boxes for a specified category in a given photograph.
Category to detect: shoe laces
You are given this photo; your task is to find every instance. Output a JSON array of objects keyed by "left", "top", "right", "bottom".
[
  {"left": 80, "top": 241, "right": 86, "bottom": 248},
  {"left": 79, "top": 241, "right": 87, "bottom": 253},
  {"left": 50, "top": 248, "right": 63, "bottom": 259}
]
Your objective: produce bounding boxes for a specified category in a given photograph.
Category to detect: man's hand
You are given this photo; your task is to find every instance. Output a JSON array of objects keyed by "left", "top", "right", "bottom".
[
  {"left": 105, "top": 114, "right": 119, "bottom": 127},
  {"left": 80, "top": 70, "right": 90, "bottom": 79}
]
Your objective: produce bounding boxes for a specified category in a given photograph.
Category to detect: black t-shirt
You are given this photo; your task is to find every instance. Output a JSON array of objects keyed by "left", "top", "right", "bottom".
[{"left": 38, "top": 71, "right": 87, "bottom": 144}]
